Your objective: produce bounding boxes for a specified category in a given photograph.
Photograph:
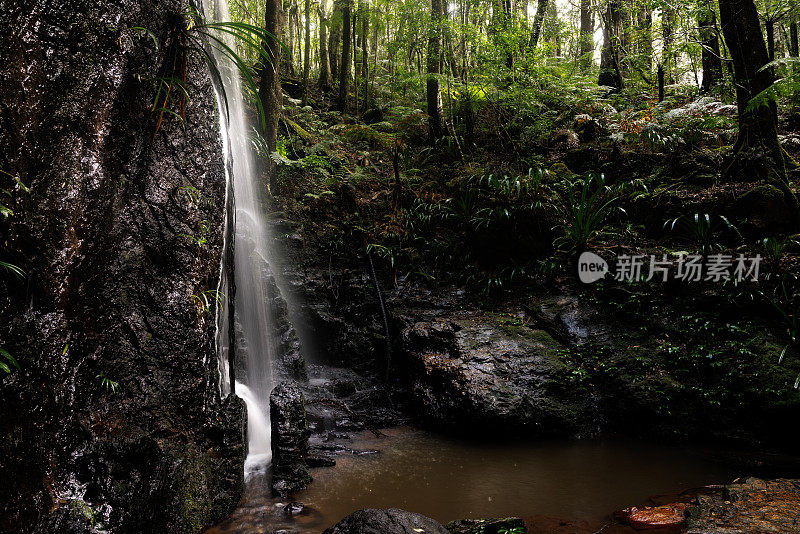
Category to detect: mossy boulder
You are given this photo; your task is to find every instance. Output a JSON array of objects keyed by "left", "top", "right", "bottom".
[
  {"left": 731, "top": 183, "right": 793, "bottom": 232},
  {"left": 547, "top": 162, "right": 575, "bottom": 183},
  {"left": 399, "top": 310, "right": 593, "bottom": 437}
]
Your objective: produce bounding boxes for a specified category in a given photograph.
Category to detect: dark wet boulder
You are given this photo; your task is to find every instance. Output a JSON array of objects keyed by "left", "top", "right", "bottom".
[
  {"left": 399, "top": 310, "right": 594, "bottom": 437},
  {"left": 283, "top": 501, "right": 306, "bottom": 517},
  {"left": 323, "top": 508, "right": 450, "bottom": 534},
  {"left": 270, "top": 381, "right": 312, "bottom": 496}
]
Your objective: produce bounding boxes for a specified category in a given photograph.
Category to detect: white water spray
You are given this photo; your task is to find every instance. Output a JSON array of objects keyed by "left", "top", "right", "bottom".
[
  {"left": 236, "top": 382, "right": 272, "bottom": 471},
  {"left": 204, "top": 0, "right": 276, "bottom": 473}
]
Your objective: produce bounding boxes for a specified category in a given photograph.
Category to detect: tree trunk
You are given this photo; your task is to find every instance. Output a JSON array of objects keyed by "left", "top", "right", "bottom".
[
  {"left": 698, "top": 2, "right": 723, "bottom": 93},
  {"left": 765, "top": 19, "right": 775, "bottom": 62},
  {"left": 546, "top": 0, "right": 560, "bottom": 56},
  {"left": 338, "top": 0, "right": 351, "bottom": 111},
  {"left": 636, "top": 7, "right": 652, "bottom": 72},
  {"left": 318, "top": 1, "right": 332, "bottom": 88},
  {"left": 579, "top": 0, "right": 593, "bottom": 70},
  {"left": 301, "top": 0, "right": 311, "bottom": 104},
  {"left": 284, "top": 0, "right": 297, "bottom": 75},
  {"left": 361, "top": 2, "right": 369, "bottom": 110},
  {"left": 662, "top": 6, "right": 675, "bottom": 84},
  {"left": 718, "top": 0, "right": 793, "bottom": 205},
  {"left": 261, "top": 0, "right": 284, "bottom": 176},
  {"left": 353, "top": 4, "right": 361, "bottom": 105},
  {"left": 598, "top": 0, "right": 623, "bottom": 90},
  {"left": 329, "top": 0, "right": 342, "bottom": 80},
  {"left": 529, "top": 0, "right": 549, "bottom": 50},
  {"left": 427, "top": 0, "right": 444, "bottom": 138},
  {"left": 790, "top": 22, "right": 799, "bottom": 57}
]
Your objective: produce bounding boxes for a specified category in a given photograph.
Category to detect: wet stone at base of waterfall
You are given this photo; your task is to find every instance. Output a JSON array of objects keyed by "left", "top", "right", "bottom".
[
  {"left": 270, "top": 381, "right": 313, "bottom": 496},
  {"left": 322, "top": 508, "right": 451, "bottom": 534}
]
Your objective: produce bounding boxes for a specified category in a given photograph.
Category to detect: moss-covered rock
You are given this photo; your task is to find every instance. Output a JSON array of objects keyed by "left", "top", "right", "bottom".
[
  {"left": 731, "top": 183, "right": 793, "bottom": 232},
  {"left": 399, "top": 309, "right": 594, "bottom": 437}
]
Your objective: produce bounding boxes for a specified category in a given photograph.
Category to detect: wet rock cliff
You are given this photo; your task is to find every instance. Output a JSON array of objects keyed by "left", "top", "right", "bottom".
[{"left": 0, "top": 0, "right": 243, "bottom": 532}]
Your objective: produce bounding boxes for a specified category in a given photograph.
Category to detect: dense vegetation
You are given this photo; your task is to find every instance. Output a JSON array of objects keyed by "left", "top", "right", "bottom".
[
  {"left": 212, "top": 0, "right": 800, "bottom": 391},
  {"left": 2, "top": 0, "right": 800, "bottom": 530}
]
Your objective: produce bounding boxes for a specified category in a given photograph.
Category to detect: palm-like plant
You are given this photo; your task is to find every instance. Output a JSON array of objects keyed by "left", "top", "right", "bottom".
[
  {"left": 553, "top": 173, "right": 625, "bottom": 252},
  {"left": 135, "top": 8, "right": 286, "bottom": 138},
  {"left": 663, "top": 213, "right": 740, "bottom": 257},
  {"left": 764, "top": 280, "right": 800, "bottom": 390},
  {"left": 762, "top": 235, "right": 799, "bottom": 268}
]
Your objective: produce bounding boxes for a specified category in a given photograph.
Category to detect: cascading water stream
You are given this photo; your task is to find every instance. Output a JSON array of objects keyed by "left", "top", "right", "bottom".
[{"left": 203, "top": 0, "right": 276, "bottom": 473}]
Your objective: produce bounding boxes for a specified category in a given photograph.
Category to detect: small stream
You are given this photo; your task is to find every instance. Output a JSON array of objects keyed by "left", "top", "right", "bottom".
[{"left": 208, "top": 427, "right": 739, "bottom": 533}]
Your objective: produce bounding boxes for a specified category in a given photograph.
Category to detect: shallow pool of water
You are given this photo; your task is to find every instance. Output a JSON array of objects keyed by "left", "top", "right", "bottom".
[{"left": 209, "top": 427, "right": 739, "bottom": 533}]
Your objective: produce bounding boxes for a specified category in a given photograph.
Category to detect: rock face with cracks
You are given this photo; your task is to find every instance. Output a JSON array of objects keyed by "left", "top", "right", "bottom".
[
  {"left": 0, "top": 0, "right": 243, "bottom": 531},
  {"left": 270, "top": 381, "right": 312, "bottom": 496},
  {"left": 400, "top": 309, "right": 593, "bottom": 436}
]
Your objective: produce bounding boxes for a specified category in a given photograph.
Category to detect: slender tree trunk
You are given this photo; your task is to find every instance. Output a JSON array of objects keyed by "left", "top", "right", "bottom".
[
  {"left": 361, "top": 2, "right": 369, "bottom": 110},
  {"left": 427, "top": 0, "right": 444, "bottom": 138},
  {"left": 718, "top": 0, "right": 793, "bottom": 207},
  {"left": 698, "top": 2, "right": 723, "bottom": 93},
  {"left": 637, "top": 7, "right": 652, "bottom": 72},
  {"left": 598, "top": 0, "right": 623, "bottom": 90},
  {"left": 353, "top": 3, "right": 361, "bottom": 100},
  {"left": 662, "top": 6, "right": 675, "bottom": 84},
  {"left": 295, "top": 7, "right": 303, "bottom": 73},
  {"left": 766, "top": 20, "right": 776, "bottom": 62},
  {"left": 318, "top": 2, "right": 332, "bottom": 87},
  {"left": 790, "top": 22, "right": 799, "bottom": 57},
  {"left": 329, "top": 1, "right": 342, "bottom": 80},
  {"left": 260, "top": 0, "right": 284, "bottom": 178},
  {"left": 579, "top": 0, "right": 593, "bottom": 71},
  {"left": 546, "top": 0, "right": 560, "bottom": 57},
  {"left": 529, "top": 0, "right": 549, "bottom": 49},
  {"left": 338, "top": 0, "right": 351, "bottom": 111},
  {"left": 301, "top": 0, "right": 311, "bottom": 104},
  {"left": 285, "top": 0, "right": 297, "bottom": 75}
]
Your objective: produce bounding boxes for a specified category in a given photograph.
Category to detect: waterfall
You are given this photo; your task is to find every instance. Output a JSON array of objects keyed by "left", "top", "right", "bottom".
[
  {"left": 204, "top": 0, "right": 276, "bottom": 473},
  {"left": 236, "top": 382, "right": 273, "bottom": 472}
]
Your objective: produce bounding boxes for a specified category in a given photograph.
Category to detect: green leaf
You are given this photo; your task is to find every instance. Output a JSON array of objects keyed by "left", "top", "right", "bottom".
[
  {"left": 0, "top": 261, "right": 25, "bottom": 278},
  {"left": 0, "top": 347, "right": 19, "bottom": 372}
]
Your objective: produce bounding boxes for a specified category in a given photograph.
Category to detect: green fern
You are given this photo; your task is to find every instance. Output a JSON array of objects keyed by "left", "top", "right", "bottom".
[
  {"left": 0, "top": 348, "right": 19, "bottom": 374},
  {"left": 127, "top": 9, "right": 286, "bottom": 138},
  {"left": 747, "top": 57, "right": 800, "bottom": 113},
  {"left": 96, "top": 374, "right": 120, "bottom": 394},
  {"left": 190, "top": 289, "right": 224, "bottom": 314}
]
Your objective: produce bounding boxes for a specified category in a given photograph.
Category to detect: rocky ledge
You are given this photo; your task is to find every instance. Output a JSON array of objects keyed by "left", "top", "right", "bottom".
[
  {"left": 613, "top": 477, "right": 800, "bottom": 533},
  {"left": 686, "top": 478, "right": 800, "bottom": 534}
]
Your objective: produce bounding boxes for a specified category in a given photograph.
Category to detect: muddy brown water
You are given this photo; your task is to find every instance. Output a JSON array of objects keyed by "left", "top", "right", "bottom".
[{"left": 208, "top": 427, "right": 740, "bottom": 533}]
